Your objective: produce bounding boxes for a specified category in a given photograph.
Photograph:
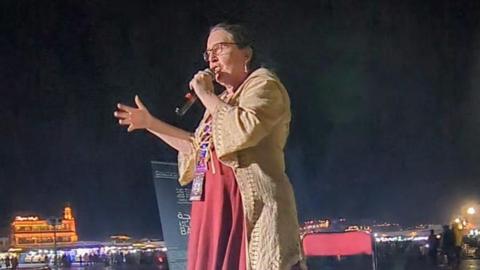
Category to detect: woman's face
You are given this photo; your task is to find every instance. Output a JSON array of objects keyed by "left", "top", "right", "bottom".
[{"left": 206, "top": 29, "right": 250, "bottom": 89}]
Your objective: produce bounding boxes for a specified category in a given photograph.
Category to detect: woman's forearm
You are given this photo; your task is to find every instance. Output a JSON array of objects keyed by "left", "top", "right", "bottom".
[
  {"left": 196, "top": 90, "right": 224, "bottom": 114},
  {"left": 147, "top": 117, "right": 194, "bottom": 153}
]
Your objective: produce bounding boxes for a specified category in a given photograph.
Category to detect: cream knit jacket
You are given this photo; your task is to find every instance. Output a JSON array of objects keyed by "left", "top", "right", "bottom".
[{"left": 178, "top": 68, "right": 305, "bottom": 270}]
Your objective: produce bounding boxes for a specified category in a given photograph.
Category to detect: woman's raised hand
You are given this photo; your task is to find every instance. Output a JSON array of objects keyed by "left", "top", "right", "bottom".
[
  {"left": 114, "top": 95, "right": 152, "bottom": 132},
  {"left": 189, "top": 69, "right": 215, "bottom": 97}
]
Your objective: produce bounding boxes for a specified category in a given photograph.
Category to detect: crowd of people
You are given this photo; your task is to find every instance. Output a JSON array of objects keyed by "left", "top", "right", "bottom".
[
  {"left": 57, "top": 251, "right": 167, "bottom": 267},
  {"left": 0, "top": 256, "right": 18, "bottom": 269},
  {"left": 426, "top": 224, "right": 465, "bottom": 268},
  {"left": 377, "top": 223, "right": 467, "bottom": 269},
  {"left": 0, "top": 250, "right": 167, "bottom": 269}
]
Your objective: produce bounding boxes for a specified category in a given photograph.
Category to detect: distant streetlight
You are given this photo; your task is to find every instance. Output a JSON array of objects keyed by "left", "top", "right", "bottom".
[{"left": 467, "top": 207, "right": 476, "bottom": 215}]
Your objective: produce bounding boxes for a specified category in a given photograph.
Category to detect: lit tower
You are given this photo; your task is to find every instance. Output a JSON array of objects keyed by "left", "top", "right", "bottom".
[
  {"left": 64, "top": 207, "right": 73, "bottom": 220},
  {"left": 62, "top": 207, "right": 77, "bottom": 241}
]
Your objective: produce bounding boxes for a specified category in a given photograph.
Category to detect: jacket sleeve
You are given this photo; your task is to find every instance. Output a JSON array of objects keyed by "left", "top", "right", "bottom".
[
  {"left": 177, "top": 149, "right": 196, "bottom": 186},
  {"left": 211, "top": 77, "right": 286, "bottom": 168}
]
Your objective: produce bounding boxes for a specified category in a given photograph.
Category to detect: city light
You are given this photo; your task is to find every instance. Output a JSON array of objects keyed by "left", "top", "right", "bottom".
[
  {"left": 467, "top": 207, "right": 476, "bottom": 215},
  {"left": 14, "top": 216, "right": 39, "bottom": 221}
]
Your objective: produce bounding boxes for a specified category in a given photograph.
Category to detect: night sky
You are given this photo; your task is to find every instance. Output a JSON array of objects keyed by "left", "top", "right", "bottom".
[{"left": 1, "top": 0, "right": 480, "bottom": 240}]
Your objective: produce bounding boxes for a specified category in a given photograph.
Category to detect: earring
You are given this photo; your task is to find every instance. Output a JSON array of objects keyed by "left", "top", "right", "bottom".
[{"left": 244, "top": 63, "right": 248, "bottom": 73}]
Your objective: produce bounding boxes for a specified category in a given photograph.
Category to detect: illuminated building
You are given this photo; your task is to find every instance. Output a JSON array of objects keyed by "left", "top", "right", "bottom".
[
  {"left": 345, "top": 225, "right": 372, "bottom": 232},
  {"left": 11, "top": 207, "right": 78, "bottom": 248},
  {"left": 300, "top": 219, "right": 331, "bottom": 236},
  {"left": 110, "top": 235, "right": 132, "bottom": 243}
]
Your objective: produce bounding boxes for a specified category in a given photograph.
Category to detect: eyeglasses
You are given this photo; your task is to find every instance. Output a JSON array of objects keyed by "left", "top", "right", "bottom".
[{"left": 203, "top": 42, "right": 238, "bottom": 62}]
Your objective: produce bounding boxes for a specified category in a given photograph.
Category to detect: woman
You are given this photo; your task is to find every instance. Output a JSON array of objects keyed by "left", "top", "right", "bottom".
[{"left": 114, "top": 23, "right": 304, "bottom": 270}]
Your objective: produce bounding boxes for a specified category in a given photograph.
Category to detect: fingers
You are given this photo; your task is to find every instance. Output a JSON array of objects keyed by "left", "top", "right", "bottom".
[
  {"left": 135, "top": 95, "right": 146, "bottom": 109},
  {"left": 117, "top": 118, "right": 131, "bottom": 126},
  {"left": 113, "top": 111, "right": 131, "bottom": 119},
  {"left": 115, "top": 96, "right": 146, "bottom": 133},
  {"left": 190, "top": 71, "right": 214, "bottom": 94},
  {"left": 117, "top": 117, "right": 137, "bottom": 133},
  {"left": 191, "top": 71, "right": 213, "bottom": 85},
  {"left": 117, "top": 103, "right": 135, "bottom": 112}
]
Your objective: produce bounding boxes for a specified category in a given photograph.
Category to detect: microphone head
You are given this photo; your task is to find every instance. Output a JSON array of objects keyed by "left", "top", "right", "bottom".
[{"left": 203, "top": 68, "right": 214, "bottom": 77}]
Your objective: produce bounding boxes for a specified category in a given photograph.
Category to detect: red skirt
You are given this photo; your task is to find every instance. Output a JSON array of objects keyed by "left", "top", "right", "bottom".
[{"left": 187, "top": 150, "right": 247, "bottom": 270}]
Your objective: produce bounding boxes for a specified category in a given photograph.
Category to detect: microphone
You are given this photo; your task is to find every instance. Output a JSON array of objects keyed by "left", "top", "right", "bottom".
[{"left": 175, "top": 68, "right": 214, "bottom": 116}]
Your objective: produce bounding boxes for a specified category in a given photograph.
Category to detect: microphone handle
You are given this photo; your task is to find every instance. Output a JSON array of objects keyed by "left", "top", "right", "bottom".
[
  {"left": 175, "top": 92, "right": 197, "bottom": 116},
  {"left": 175, "top": 68, "right": 214, "bottom": 116}
]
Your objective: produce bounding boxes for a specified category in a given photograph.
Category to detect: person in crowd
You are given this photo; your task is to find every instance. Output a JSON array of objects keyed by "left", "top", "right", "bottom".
[
  {"left": 5, "top": 256, "right": 10, "bottom": 269},
  {"left": 10, "top": 256, "right": 18, "bottom": 270},
  {"left": 452, "top": 222, "right": 464, "bottom": 267},
  {"left": 427, "top": 229, "right": 439, "bottom": 267},
  {"left": 441, "top": 224, "right": 455, "bottom": 266}
]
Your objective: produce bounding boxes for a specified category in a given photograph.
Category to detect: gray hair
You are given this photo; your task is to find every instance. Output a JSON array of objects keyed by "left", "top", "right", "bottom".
[{"left": 209, "top": 23, "right": 260, "bottom": 71}]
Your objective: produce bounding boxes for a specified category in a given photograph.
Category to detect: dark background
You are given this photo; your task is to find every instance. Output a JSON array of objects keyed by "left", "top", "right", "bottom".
[{"left": 1, "top": 0, "right": 480, "bottom": 240}]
